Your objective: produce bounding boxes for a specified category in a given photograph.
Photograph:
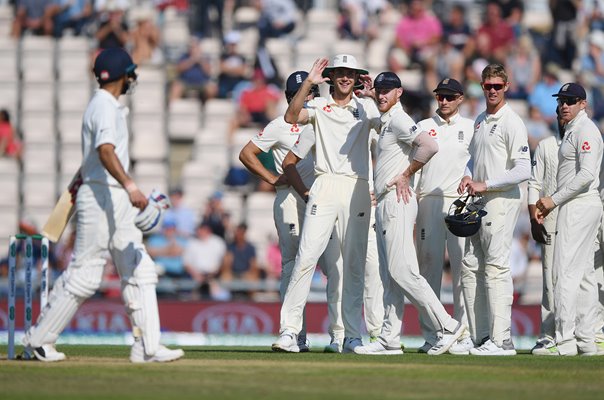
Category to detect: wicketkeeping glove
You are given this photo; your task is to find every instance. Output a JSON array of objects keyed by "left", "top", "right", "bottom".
[{"left": 134, "top": 190, "right": 171, "bottom": 232}]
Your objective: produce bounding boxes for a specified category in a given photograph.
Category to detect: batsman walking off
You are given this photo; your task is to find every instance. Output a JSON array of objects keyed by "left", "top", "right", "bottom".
[{"left": 22, "top": 48, "right": 183, "bottom": 363}]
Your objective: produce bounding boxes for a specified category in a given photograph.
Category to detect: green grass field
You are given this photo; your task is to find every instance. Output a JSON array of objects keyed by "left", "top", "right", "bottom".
[{"left": 1, "top": 345, "right": 604, "bottom": 400}]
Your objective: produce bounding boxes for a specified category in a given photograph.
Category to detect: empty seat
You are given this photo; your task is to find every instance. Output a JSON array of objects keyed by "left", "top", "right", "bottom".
[
  {"left": 23, "top": 174, "right": 57, "bottom": 207},
  {"left": 23, "top": 144, "right": 56, "bottom": 175},
  {"left": 21, "top": 112, "right": 56, "bottom": 144},
  {"left": 58, "top": 113, "right": 83, "bottom": 144},
  {"left": 168, "top": 99, "right": 201, "bottom": 140},
  {"left": 58, "top": 83, "right": 91, "bottom": 113},
  {"left": 21, "top": 83, "right": 55, "bottom": 113}
]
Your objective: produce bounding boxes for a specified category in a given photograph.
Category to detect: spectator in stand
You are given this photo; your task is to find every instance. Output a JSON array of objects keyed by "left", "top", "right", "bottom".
[
  {"left": 434, "top": 35, "right": 464, "bottom": 84},
  {"left": 579, "top": 0, "right": 604, "bottom": 32},
  {"left": 169, "top": 37, "right": 218, "bottom": 103},
  {"left": 442, "top": 3, "right": 473, "bottom": 57},
  {"left": 50, "top": 0, "right": 93, "bottom": 38},
  {"left": 11, "top": 0, "right": 55, "bottom": 37},
  {"left": 201, "top": 191, "right": 230, "bottom": 239},
  {"left": 183, "top": 222, "right": 228, "bottom": 300},
  {"left": 130, "top": 7, "right": 163, "bottom": 66},
  {"left": 338, "top": 0, "right": 389, "bottom": 41},
  {"left": 218, "top": 31, "right": 248, "bottom": 99},
  {"left": 476, "top": 2, "right": 515, "bottom": 62},
  {"left": 581, "top": 30, "right": 604, "bottom": 119},
  {"left": 95, "top": 5, "right": 129, "bottom": 50},
  {"left": 528, "top": 63, "right": 562, "bottom": 127},
  {"left": 227, "top": 68, "right": 280, "bottom": 144},
  {"left": 146, "top": 217, "right": 188, "bottom": 278},
  {"left": 549, "top": 0, "right": 578, "bottom": 69},
  {"left": 493, "top": 0, "right": 524, "bottom": 38},
  {"left": 0, "top": 109, "right": 22, "bottom": 161},
  {"left": 506, "top": 35, "right": 541, "bottom": 100},
  {"left": 163, "top": 187, "right": 197, "bottom": 237},
  {"left": 525, "top": 105, "right": 553, "bottom": 153},
  {"left": 189, "top": 0, "right": 224, "bottom": 39},
  {"left": 221, "top": 223, "right": 260, "bottom": 299},
  {"left": 254, "top": 0, "right": 298, "bottom": 44}
]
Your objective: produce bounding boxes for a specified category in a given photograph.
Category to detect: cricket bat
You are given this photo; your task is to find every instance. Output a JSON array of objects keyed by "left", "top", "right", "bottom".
[{"left": 42, "top": 169, "right": 82, "bottom": 243}]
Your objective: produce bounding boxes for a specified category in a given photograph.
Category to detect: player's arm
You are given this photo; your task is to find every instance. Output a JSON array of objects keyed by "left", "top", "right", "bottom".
[
  {"left": 284, "top": 58, "right": 329, "bottom": 124},
  {"left": 282, "top": 151, "right": 308, "bottom": 201},
  {"left": 239, "top": 141, "right": 287, "bottom": 186},
  {"left": 97, "top": 143, "right": 148, "bottom": 209},
  {"left": 388, "top": 131, "right": 438, "bottom": 203},
  {"left": 527, "top": 144, "right": 548, "bottom": 243}
]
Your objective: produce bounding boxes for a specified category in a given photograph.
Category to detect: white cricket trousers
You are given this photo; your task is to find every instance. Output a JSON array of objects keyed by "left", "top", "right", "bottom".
[
  {"left": 273, "top": 187, "right": 344, "bottom": 340},
  {"left": 461, "top": 190, "right": 521, "bottom": 347},
  {"left": 538, "top": 211, "right": 558, "bottom": 342},
  {"left": 416, "top": 195, "right": 468, "bottom": 345},
  {"left": 593, "top": 210, "right": 604, "bottom": 342},
  {"left": 376, "top": 190, "right": 459, "bottom": 347},
  {"left": 364, "top": 208, "right": 384, "bottom": 338},
  {"left": 280, "top": 175, "right": 370, "bottom": 339},
  {"left": 553, "top": 196, "right": 602, "bottom": 355}
]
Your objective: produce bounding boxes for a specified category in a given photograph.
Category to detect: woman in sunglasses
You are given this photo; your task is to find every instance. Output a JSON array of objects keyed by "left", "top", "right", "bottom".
[
  {"left": 536, "top": 83, "right": 604, "bottom": 356},
  {"left": 457, "top": 63, "right": 531, "bottom": 355}
]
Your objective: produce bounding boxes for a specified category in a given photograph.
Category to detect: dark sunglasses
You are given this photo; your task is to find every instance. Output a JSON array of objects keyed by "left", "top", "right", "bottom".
[
  {"left": 482, "top": 83, "right": 504, "bottom": 91},
  {"left": 556, "top": 97, "right": 580, "bottom": 106},
  {"left": 436, "top": 94, "right": 461, "bottom": 102}
]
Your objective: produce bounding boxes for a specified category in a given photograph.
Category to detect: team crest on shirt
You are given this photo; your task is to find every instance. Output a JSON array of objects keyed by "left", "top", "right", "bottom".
[
  {"left": 582, "top": 141, "right": 591, "bottom": 152},
  {"left": 489, "top": 124, "right": 498, "bottom": 135},
  {"left": 458, "top": 131, "right": 464, "bottom": 142},
  {"left": 351, "top": 108, "right": 360, "bottom": 119},
  {"left": 290, "top": 124, "right": 300, "bottom": 133}
]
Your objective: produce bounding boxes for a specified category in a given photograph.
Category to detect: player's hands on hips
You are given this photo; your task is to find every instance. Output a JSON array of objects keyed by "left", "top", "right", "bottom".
[
  {"left": 535, "top": 196, "right": 555, "bottom": 222},
  {"left": 309, "top": 58, "right": 330, "bottom": 85},
  {"left": 387, "top": 173, "right": 412, "bottom": 204}
]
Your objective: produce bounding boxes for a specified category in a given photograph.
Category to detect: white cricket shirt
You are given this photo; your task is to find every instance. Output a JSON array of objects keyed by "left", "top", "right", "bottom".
[
  {"left": 471, "top": 103, "right": 530, "bottom": 191},
  {"left": 416, "top": 112, "right": 474, "bottom": 197},
  {"left": 81, "top": 89, "right": 130, "bottom": 186},
  {"left": 251, "top": 116, "right": 315, "bottom": 188},
  {"left": 527, "top": 135, "right": 561, "bottom": 205},
  {"left": 374, "top": 102, "right": 421, "bottom": 199},
  {"left": 552, "top": 109, "right": 603, "bottom": 205},
  {"left": 291, "top": 95, "right": 381, "bottom": 180}
]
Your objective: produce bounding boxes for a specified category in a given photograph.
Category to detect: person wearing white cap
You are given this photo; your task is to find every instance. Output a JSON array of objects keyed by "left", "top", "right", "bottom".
[
  {"left": 458, "top": 63, "right": 531, "bottom": 356},
  {"left": 271, "top": 55, "right": 381, "bottom": 353},
  {"left": 536, "top": 82, "right": 604, "bottom": 356},
  {"left": 239, "top": 71, "right": 345, "bottom": 352},
  {"left": 353, "top": 72, "right": 466, "bottom": 356},
  {"left": 414, "top": 78, "right": 474, "bottom": 354}
]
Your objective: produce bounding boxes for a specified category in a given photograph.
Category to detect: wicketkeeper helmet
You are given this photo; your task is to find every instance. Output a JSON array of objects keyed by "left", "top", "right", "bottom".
[{"left": 444, "top": 193, "right": 487, "bottom": 237}]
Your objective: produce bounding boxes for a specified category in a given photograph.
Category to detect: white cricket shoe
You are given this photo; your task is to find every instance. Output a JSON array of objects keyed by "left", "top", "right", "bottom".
[
  {"left": 33, "top": 344, "right": 66, "bottom": 362},
  {"left": 130, "top": 340, "right": 184, "bottom": 363},
  {"left": 323, "top": 338, "right": 343, "bottom": 353},
  {"left": 448, "top": 337, "right": 474, "bottom": 355},
  {"left": 428, "top": 323, "right": 467, "bottom": 355},
  {"left": 298, "top": 334, "right": 310, "bottom": 353},
  {"left": 470, "top": 338, "right": 516, "bottom": 356},
  {"left": 354, "top": 341, "right": 403, "bottom": 355},
  {"left": 531, "top": 338, "right": 556, "bottom": 355},
  {"left": 272, "top": 331, "right": 299, "bottom": 353},
  {"left": 417, "top": 341, "right": 433, "bottom": 354},
  {"left": 343, "top": 337, "right": 363, "bottom": 354}
]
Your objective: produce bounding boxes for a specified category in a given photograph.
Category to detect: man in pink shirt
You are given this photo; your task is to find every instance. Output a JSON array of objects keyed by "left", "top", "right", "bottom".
[{"left": 393, "top": 0, "right": 442, "bottom": 67}]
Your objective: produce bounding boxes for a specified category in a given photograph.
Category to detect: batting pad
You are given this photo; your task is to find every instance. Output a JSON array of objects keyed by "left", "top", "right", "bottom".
[{"left": 122, "top": 283, "right": 161, "bottom": 356}]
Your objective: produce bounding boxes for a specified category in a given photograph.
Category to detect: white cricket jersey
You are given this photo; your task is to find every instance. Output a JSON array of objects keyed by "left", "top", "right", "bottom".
[
  {"left": 374, "top": 102, "right": 421, "bottom": 199},
  {"left": 552, "top": 110, "right": 603, "bottom": 205},
  {"left": 292, "top": 95, "right": 381, "bottom": 180},
  {"left": 80, "top": 89, "right": 130, "bottom": 186},
  {"left": 471, "top": 103, "right": 530, "bottom": 191},
  {"left": 416, "top": 112, "right": 474, "bottom": 197},
  {"left": 251, "top": 116, "right": 315, "bottom": 188},
  {"left": 527, "top": 136, "right": 561, "bottom": 205}
]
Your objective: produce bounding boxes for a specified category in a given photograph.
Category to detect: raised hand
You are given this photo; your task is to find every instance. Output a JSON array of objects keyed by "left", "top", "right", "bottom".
[{"left": 308, "top": 58, "right": 331, "bottom": 85}]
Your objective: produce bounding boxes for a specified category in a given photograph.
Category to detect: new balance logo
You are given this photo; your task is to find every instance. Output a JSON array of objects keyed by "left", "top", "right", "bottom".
[{"left": 357, "top": 212, "right": 364, "bottom": 217}]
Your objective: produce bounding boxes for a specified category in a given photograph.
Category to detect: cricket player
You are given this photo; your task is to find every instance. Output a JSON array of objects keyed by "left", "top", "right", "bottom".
[
  {"left": 527, "top": 113, "right": 562, "bottom": 355},
  {"left": 272, "top": 55, "right": 381, "bottom": 353},
  {"left": 458, "top": 63, "right": 531, "bottom": 356},
  {"left": 536, "top": 83, "right": 604, "bottom": 356},
  {"left": 354, "top": 72, "right": 466, "bottom": 356},
  {"left": 414, "top": 78, "right": 473, "bottom": 354},
  {"left": 239, "top": 70, "right": 345, "bottom": 352},
  {"left": 22, "top": 48, "right": 183, "bottom": 363}
]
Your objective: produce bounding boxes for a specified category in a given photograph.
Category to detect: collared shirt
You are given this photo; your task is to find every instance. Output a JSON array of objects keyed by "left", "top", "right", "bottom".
[
  {"left": 81, "top": 89, "right": 130, "bottom": 186},
  {"left": 374, "top": 102, "right": 420, "bottom": 198},
  {"left": 416, "top": 111, "right": 474, "bottom": 197},
  {"left": 552, "top": 109, "right": 603, "bottom": 205},
  {"left": 292, "top": 95, "right": 381, "bottom": 180},
  {"left": 251, "top": 115, "right": 315, "bottom": 189},
  {"left": 470, "top": 103, "right": 530, "bottom": 191},
  {"left": 527, "top": 135, "right": 561, "bottom": 205}
]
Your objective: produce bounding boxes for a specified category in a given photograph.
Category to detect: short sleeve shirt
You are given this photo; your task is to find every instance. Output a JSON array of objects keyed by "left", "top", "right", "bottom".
[{"left": 81, "top": 89, "right": 130, "bottom": 186}]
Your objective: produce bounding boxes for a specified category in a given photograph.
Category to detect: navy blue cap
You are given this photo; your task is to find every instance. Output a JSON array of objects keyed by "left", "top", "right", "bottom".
[
  {"left": 433, "top": 78, "right": 464, "bottom": 95},
  {"left": 373, "top": 72, "right": 401, "bottom": 90},
  {"left": 93, "top": 48, "right": 137, "bottom": 84},
  {"left": 552, "top": 82, "right": 587, "bottom": 100},
  {"left": 285, "top": 71, "right": 309, "bottom": 94}
]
